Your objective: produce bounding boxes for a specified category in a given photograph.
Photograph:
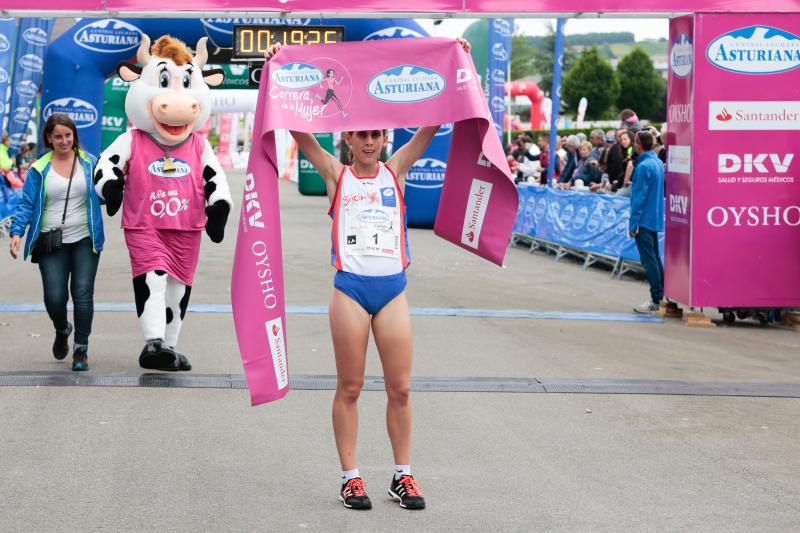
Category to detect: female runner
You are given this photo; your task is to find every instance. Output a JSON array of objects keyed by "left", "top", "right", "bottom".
[{"left": 266, "top": 37, "right": 470, "bottom": 511}]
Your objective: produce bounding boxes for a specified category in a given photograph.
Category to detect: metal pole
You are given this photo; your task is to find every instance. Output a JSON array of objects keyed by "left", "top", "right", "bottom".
[{"left": 546, "top": 18, "right": 566, "bottom": 186}]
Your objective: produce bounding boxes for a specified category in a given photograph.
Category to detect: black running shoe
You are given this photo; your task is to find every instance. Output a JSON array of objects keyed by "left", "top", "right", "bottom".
[
  {"left": 339, "top": 477, "right": 372, "bottom": 510},
  {"left": 139, "top": 339, "right": 179, "bottom": 371},
  {"left": 53, "top": 322, "right": 72, "bottom": 360},
  {"left": 388, "top": 475, "right": 425, "bottom": 510},
  {"left": 72, "top": 347, "right": 89, "bottom": 372}
]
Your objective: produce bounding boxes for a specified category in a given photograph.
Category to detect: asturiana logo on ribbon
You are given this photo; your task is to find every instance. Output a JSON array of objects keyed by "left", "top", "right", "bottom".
[
  {"left": 368, "top": 65, "right": 445, "bottom": 103},
  {"left": 43, "top": 98, "right": 98, "bottom": 129},
  {"left": 0, "top": 34, "right": 10, "bottom": 52},
  {"left": 406, "top": 158, "right": 447, "bottom": 189},
  {"left": 363, "top": 26, "right": 424, "bottom": 41},
  {"left": 271, "top": 63, "right": 324, "bottom": 89},
  {"left": 147, "top": 157, "right": 191, "bottom": 178},
  {"left": 0, "top": 67, "right": 8, "bottom": 84},
  {"left": 73, "top": 19, "right": 142, "bottom": 54},
  {"left": 671, "top": 33, "right": 693, "bottom": 78},
  {"left": 22, "top": 27, "right": 48, "bottom": 47},
  {"left": 707, "top": 25, "right": 800, "bottom": 74},
  {"left": 19, "top": 54, "right": 44, "bottom": 74}
]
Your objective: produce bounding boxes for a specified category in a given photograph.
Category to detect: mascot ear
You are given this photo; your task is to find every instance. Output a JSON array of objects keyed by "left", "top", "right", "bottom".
[
  {"left": 118, "top": 62, "right": 142, "bottom": 82},
  {"left": 203, "top": 68, "right": 225, "bottom": 87}
]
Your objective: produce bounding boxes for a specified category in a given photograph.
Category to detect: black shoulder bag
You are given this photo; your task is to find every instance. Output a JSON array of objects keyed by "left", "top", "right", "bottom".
[{"left": 31, "top": 154, "right": 78, "bottom": 263}]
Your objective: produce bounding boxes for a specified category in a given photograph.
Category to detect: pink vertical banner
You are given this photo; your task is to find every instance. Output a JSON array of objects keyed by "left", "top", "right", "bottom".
[
  {"left": 691, "top": 14, "right": 800, "bottom": 307},
  {"left": 664, "top": 16, "right": 695, "bottom": 306},
  {"left": 217, "top": 113, "right": 233, "bottom": 169}
]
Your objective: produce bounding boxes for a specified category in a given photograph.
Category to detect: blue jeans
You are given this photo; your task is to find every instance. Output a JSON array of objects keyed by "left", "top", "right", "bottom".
[
  {"left": 635, "top": 228, "right": 664, "bottom": 304},
  {"left": 37, "top": 237, "right": 100, "bottom": 346}
]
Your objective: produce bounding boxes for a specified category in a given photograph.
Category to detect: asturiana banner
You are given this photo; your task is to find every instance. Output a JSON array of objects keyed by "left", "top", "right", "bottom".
[
  {"left": 488, "top": 18, "right": 513, "bottom": 140},
  {"left": 232, "top": 38, "right": 517, "bottom": 405},
  {"left": 7, "top": 18, "right": 53, "bottom": 153},
  {"left": 0, "top": 19, "right": 17, "bottom": 134}
]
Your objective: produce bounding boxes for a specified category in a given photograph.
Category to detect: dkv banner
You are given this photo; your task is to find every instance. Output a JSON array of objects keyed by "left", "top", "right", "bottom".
[{"left": 233, "top": 38, "right": 518, "bottom": 405}]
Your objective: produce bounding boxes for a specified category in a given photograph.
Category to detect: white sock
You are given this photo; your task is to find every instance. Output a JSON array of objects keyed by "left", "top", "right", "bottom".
[
  {"left": 341, "top": 468, "right": 360, "bottom": 483},
  {"left": 394, "top": 464, "right": 411, "bottom": 480}
]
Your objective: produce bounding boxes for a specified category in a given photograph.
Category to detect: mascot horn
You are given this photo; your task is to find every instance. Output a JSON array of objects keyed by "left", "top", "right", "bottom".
[{"left": 94, "top": 35, "right": 232, "bottom": 371}]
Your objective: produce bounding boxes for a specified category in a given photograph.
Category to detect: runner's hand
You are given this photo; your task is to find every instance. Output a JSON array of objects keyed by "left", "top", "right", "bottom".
[
  {"left": 456, "top": 37, "right": 471, "bottom": 53},
  {"left": 9, "top": 235, "right": 20, "bottom": 259},
  {"left": 264, "top": 43, "right": 282, "bottom": 61}
]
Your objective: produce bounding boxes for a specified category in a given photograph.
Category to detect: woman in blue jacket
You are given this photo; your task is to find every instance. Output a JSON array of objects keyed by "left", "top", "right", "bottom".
[{"left": 8, "top": 114, "right": 104, "bottom": 371}]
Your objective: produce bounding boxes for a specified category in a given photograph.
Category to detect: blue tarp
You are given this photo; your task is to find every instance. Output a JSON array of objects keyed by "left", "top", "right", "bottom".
[
  {"left": 514, "top": 185, "right": 664, "bottom": 264},
  {"left": 0, "top": 179, "right": 21, "bottom": 221}
]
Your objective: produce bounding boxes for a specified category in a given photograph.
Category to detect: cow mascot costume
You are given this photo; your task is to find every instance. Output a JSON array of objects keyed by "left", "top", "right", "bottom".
[{"left": 95, "top": 35, "right": 232, "bottom": 371}]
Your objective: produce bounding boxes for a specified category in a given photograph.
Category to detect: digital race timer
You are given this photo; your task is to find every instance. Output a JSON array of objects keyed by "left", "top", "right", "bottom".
[{"left": 233, "top": 25, "right": 345, "bottom": 60}]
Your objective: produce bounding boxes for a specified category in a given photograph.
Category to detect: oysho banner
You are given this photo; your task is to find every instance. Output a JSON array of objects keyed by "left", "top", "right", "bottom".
[
  {"left": 232, "top": 38, "right": 517, "bottom": 405},
  {"left": 7, "top": 18, "right": 53, "bottom": 153},
  {"left": 0, "top": 18, "right": 17, "bottom": 134}
]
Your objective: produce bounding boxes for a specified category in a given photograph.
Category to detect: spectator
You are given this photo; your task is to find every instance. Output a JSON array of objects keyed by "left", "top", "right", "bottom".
[
  {"left": 649, "top": 125, "right": 667, "bottom": 164},
  {"left": 8, "top": 113, "right": 105, "bottom": 371},
  {"left": 509, "top": 135, "right": 526, "bottom": 160},
  {"left": 558, "top": 135, "right": 581, "bottom": 184},
  {"left": 619, "top": 108, "right": 641, "bottom": 131},
  {"left": 569, "top": 141, "right": 602, "bottom": 189},
  {"left": 515, "top": 135, "right": 541, "bottom": 183},
  {"left": 615, "top": 129, "right": 637, "bottom": 196},
  {"left": 576, "top": 132, "right": 587, "bottom": 144},
  {"left": 507, "top": 154, "right": 518, "bottom": 177},
  {"left": 0, "top": 134, "right": 13, "bottom": 172},
  {"left": 555, "top": 136, "right": 566, "bottom": 162},
  {"left": 589, "top": 129, "right": 605, "bottom": 162},
  {"left": 629, "top": 130, "right": 665, "bottom": 314},
  {"left": 0, "top": 134, "right": 17, "bottom": 187},
  {"left": 536, "top": 134, "right": 560, "bottom": 184}
]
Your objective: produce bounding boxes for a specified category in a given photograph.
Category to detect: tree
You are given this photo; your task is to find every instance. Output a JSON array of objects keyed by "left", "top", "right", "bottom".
[
  {"left": 510, "top": 34, "right": 536, "bottom": 80},
  {"left": 562, "top": 46, "right": 620, "bottom": 119},
  {"left": 529, "top": 23, "right": 577, "bottom": 95},
  {"left": 616, "top": 46, "right": 666, "bottom": 120}
]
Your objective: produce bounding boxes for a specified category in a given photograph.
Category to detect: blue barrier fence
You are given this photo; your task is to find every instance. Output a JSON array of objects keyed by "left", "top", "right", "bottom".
[
  {"left": 0, "top": 180, "right": 21, "bottom": 237},
  {"left": 513, "top": 184, "right": 664, "bottom": 274}
]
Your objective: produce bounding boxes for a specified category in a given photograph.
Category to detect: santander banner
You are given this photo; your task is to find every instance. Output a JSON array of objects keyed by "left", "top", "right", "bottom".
[
  {"left": 232, "top": 38, "right": 516, "bottom": 405},
  {"left": 667, "top": 14, "right": 800, "bottom": 308}
]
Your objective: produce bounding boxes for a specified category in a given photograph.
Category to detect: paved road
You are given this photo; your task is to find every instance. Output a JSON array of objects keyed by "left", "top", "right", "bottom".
[{"left": 1, "top": 170, "right": 798, "bottom": 532}]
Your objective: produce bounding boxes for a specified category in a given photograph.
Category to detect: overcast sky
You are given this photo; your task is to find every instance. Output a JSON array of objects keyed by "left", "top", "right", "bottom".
[{"left": 417, "top": 18, "right": 670, "bottom": 42}]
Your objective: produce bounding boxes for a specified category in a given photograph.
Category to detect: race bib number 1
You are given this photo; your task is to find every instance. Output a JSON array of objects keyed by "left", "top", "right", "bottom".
[{"left": 344, "top": 205, "right": 400, "bottom": 258}]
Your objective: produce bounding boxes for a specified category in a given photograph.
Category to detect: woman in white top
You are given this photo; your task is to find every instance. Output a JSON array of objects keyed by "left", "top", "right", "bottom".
[
  {"left": 9, "top": 114, "right": 105, "bottom": 371},
  {"left": 266, "top": 38, "right": 470, "bottom": 511}
]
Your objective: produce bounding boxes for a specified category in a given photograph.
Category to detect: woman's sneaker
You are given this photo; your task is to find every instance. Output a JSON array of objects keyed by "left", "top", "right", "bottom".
[
  {"left": 339, "top": 477, "right": 372, "bottom": 510},
  {"left": 53, "top": 322, "right": 73, "bottom": 360},
  {"left": 388, "top": 475, "right": 426, "bottom": 510},
  {"left": 72, "top": 347, "right": 89, "bottom": 371}
]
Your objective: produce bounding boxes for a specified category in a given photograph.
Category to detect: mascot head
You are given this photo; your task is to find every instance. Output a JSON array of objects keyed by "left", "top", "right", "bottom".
[{"left": 117, "top": 35, "right": 225, "bottom": 146}]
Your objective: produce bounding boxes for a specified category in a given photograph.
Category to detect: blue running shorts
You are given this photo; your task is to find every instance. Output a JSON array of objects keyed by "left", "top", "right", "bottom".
[{"left": 333, "top": 271, "right": 407, "bottom": 316}]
